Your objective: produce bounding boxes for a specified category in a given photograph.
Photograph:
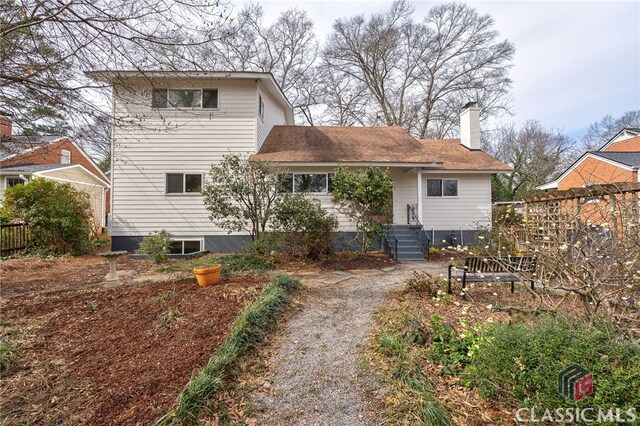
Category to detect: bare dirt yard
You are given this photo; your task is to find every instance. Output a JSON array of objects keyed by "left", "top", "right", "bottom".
[
  {"left": 0, "top": 256, "right": 268, "bottom": 425},
  {"left": 0, "top": 254, "right": 151, "bottom": 297}
]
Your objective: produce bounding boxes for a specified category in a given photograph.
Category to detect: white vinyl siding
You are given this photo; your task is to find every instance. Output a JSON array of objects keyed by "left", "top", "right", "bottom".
[
  {"left": 421, "top": 173, "right": 492, "bottom": 230},
  {"left": 256, "top": 85, "right": 286, "bottom": 150},
  {"left": 110, "top": 78, "right": 262, "bottom": 237},
  {"left": 390, "top": 169, "right": 418, "bottom": 225}
]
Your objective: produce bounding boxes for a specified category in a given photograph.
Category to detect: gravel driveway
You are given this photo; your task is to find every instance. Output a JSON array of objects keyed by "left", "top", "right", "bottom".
[{"left": 251, "top": 262, "right": 442, "bottom": 425}]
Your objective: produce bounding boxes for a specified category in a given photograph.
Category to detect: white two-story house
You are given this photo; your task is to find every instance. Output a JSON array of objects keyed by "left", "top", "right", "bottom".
[{"left": 89, "top": 71, "right": 509, "bottom": 259}]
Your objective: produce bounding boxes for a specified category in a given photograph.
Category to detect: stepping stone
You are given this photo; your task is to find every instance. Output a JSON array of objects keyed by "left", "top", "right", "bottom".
[{"left": 132, "top": 273, "right": 174, "bottom": 284}]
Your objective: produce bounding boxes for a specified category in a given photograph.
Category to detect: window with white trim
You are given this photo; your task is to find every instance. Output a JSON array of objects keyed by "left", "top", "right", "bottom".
[
  {"left": 6, "top": 177, "right": 24, "bottom": 188},
  {"left": 280, "top": 173, "right": 333, "bottom": 194},
  {"left": 169, "top": 239, "right": 202, "bottom": 254},
  {"left": 426, "top": 179, "right": 458, "bottom": 197},
  {"left": 61, "top": 149, "right": 71, "bottom": 164},
  {"left": 152, "top": 89, "right": 218, "bottom": 109},
  {"left": 166, "top": 173, "right": 203, "bottom": 194}
]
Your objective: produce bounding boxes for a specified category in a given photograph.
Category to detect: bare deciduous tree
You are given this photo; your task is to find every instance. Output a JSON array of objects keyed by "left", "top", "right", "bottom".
[
  {"left": 485, "top": 120, "right": 571, "bottom": 201},
  {"left": 201, "top": 4, "right": 321, "bottom": 123},
  {"left": 579, "top": 110, "right": 640, "bottom": 151},
  {"left": 0, "top": 0, "right": 229, "bottom": 136},
  {"left": 322, "top": 0, "right": 514, "bottom": 137}
]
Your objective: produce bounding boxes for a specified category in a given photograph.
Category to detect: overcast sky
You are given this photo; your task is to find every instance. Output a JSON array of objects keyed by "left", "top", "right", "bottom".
[{"left": 246, "top": 0, "right": 640, "bottom": 139}]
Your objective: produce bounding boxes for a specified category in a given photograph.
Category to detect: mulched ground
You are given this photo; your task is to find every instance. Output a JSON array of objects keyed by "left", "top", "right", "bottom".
[
  {"left": 274, "top": 252, "right": 398, "bottom": 273},
  {"left": 0, "top": 254, "right": 151, "bottom": 297},
  {"left": 0, "top": 275, "right": 268, "bottom": 425}
]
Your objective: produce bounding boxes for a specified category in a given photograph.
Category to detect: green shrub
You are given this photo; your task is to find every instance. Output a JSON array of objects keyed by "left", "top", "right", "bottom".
[
  {"left": 136, "top": 230, "right": 173, "bottom": 262},
  {"left": 463, "top": 316, "right": 640, "bottom": 411},
  {"left": 158, "top": 275, "right": 300, "bottom": 424},
  {"left": 1, "top": 178, "right": 93, "bottom": 255},
  {"left": 272, "top": 193, "right": 338, "bottom": 260},
  {"left": 331, "top": 166, "right": 393, "bottom": 252},
  {"left": 429, "top": 314, "right": 481, "bottom": 375}
]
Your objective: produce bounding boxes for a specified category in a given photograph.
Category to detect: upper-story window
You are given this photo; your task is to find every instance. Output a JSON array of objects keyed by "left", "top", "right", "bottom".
[
  {"left": 61, "top": 149, "right": 71, "bottom": 164},
  {"left": 152, "top": 89, "right": 218, "bottom": 109},
  {"left": 258, "top": 94, "right": 265, "bottom": 119}
]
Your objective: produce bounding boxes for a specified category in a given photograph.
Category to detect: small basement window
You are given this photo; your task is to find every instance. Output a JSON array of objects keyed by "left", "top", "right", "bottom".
[
  {"left": 61, "top": 149, "right": 71, "bottom": 164},
  {"left": 169, "top": 239, "right": 202, "bottom": 254},
  {"left": 426, "top": 179, "right": 458, "bottom": 197},
  {"left": 166, "top": 173, "right": 203, "bottom": 194},
  {"left": 6, "top": 177, "right": 24, "bottom": 188},
  {"left": 152, "top": 89, "right": 218, "bottom": 109}
]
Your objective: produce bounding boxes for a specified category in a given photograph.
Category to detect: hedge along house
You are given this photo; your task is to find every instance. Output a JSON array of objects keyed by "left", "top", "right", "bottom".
[{"left": 88, "top": 70, "right": 509, "bottom": 258}]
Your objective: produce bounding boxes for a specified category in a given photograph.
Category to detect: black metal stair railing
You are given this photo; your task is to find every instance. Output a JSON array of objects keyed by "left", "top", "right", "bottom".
[{"left": 406, "top": 204, "right": 431, "bottom": 260}]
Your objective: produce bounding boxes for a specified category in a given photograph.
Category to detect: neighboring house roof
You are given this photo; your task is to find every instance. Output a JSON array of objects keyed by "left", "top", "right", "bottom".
[
  {"left": 537, "top": 151, "right": 639, "bottom": 190},
  {"left": 1, "top": 136, "right": 110, "bottom": 183},
  {"left": 85, "top": 70, "right": 295, "bottom": 125},
  {"left": 0, "top": 164, "right": 110, "bottom": 188},
  {"left": 419, "top": 139, "right": 512, "bottom": 171},
  {"left": 0, "top": 163, "right": 70, "bottom": 173},
  {"left": 0, "top": 135, "right": 63, "bottom": 159},
  {"left": 599, "top": 129, "right": 640, "bottom": 151},
  {"left": 251, "top": 125, "right": 511, "bottom": 171},
  {"left": 591, "top": 151, "right": 640, "bottom": 167}
]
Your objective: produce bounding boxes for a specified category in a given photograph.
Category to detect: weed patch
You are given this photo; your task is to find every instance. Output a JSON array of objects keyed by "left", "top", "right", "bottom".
[
  {"left": 156, "top": 253, "right": 274, "bottom": 276},
  {"left": 157, "top": 308, "right": 182, "bottom": 328},
  {"left": 364, "top": 296, "right": 451, "bottom": 425}
]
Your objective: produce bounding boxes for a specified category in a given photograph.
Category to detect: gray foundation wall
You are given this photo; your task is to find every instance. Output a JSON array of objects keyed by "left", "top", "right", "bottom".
[
  {"left": 111, "top": 232, "right": 381, "bottom": 254},
  {"left": 112, "top": 230, "right": 478, "bottom": 253}
]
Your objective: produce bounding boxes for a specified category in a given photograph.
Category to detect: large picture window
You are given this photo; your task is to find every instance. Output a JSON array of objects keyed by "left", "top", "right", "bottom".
[
  {"left": 280, "top": 173, "right": 333, "bottom": 194},
  {"left": 152, "top": 89, "right": 218, "bottom": 109},
  {"left": 166, "top": 173, "right": 203, "bottom": 194},
  {"left": 426, "top": 179, "right": 458, "bottom": 197}
]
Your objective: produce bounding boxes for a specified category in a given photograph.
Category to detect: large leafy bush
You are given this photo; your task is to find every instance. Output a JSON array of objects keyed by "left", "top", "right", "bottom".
[
  {"left": 272, "top": 193, "right": 338, "bottom": 260},
  {"left": 462, "top": 316, "right": 640, "bottom": 411},
  {"left": 331, "top": 166, "right": 393, "bottom": 252},
  {"left": 1, "top": 178, "right": 93, "bottom": 254}
]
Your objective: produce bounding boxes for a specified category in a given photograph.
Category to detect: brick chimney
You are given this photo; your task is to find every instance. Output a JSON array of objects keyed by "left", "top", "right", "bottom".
[
  {"left": 0, "top": 113, "right": 12, "bottom": 139},
  {"left": 460, "top": 102, "right": 480, "bottom": 150}
]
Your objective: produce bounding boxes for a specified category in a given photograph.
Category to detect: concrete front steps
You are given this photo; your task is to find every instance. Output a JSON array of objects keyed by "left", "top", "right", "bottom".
[{"left": 387, "top": 225, "right": 426, "bottom": 261}]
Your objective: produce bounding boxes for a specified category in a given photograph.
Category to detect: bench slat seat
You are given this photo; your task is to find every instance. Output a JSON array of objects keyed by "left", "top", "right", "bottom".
[{"left": 448, "top": 256, "right": 537, "bottom": 295}]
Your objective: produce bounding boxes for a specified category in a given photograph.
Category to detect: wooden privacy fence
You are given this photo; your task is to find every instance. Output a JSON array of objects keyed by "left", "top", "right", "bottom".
[{"left": 0, "top": 223, "right": 29, "bottom": 255}]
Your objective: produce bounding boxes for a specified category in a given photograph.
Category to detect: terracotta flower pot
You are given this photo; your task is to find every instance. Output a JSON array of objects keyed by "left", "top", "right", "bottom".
[{"left": 193, "top": 264, "right": 222, "bottom": 287}]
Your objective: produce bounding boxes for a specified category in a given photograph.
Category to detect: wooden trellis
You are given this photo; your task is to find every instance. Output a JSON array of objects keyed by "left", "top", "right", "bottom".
[{"left": 519, "top": 183, "right": 640, "bottom": 249}]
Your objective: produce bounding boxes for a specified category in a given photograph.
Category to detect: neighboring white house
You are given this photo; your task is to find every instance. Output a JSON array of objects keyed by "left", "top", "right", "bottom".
[
  {"left": 0, "top": 125, "right": 110, "bottom": 230},
  {"left": 87, "top": 71, "right": 510, "bottom": 257}
]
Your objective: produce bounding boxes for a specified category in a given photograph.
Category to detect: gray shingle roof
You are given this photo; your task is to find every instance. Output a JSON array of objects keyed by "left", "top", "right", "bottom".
[
  {"left": 591, "top": 151, "right": 640, "bottom": 167},
  {"left": 0, "top": 163, "right": 69, "bottom": 173}
]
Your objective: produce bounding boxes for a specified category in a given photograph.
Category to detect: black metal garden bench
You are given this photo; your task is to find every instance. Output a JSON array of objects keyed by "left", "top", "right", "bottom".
[{"left": 447, "top": 255, "right": 537, "bottom": 295}]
